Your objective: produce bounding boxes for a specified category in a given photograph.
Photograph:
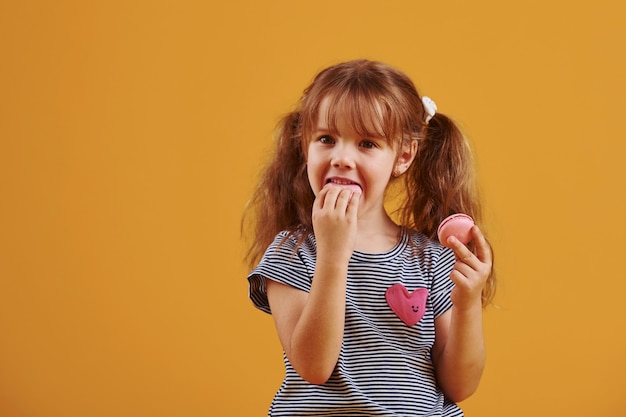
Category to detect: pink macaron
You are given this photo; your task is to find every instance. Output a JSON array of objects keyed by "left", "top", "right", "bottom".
[{"left": 437, "top": 214, "right": 475, "bottom": 248}]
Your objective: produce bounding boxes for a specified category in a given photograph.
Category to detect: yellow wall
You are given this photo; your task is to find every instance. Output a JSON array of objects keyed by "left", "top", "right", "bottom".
[{"left": 1, "top": 1, "right": 625, "bottom": 415}]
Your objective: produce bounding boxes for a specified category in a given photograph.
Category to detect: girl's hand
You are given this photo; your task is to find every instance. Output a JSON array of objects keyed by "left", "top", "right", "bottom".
[
  {"left": 312, "top": 184, "right": 361, "bottom": 264},
  {"left": 446, "top": 225, "right": 492, "bottom": 310}
]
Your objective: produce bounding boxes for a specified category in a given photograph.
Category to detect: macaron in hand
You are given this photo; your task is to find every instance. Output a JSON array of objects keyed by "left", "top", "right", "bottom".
[{"left": 437, "top": 213, "right": 475, "bottom": 248}]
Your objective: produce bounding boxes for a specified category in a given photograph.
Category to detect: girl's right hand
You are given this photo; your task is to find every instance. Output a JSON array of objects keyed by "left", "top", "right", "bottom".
[
  {"left": 268, "top": 184, "right": 360, "bottom": 384},
  {"left": 311, "top": 185, "right": 361, "bottom": 264}
]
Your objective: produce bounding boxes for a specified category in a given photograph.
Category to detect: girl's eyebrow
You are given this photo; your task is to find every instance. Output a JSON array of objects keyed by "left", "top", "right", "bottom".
[{"left": 312, "top": 126, "right": 330, "bottom": 135}]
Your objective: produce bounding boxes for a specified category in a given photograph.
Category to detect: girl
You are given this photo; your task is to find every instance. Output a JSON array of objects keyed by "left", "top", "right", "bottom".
[{"left": 244, "top": 59, "right": 496, "bottom": 416}]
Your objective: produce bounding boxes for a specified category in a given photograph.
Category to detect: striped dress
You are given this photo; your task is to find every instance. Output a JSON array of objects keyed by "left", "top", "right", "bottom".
[{"left": 248, "top": 228, "right": 463, "bottom": 417}]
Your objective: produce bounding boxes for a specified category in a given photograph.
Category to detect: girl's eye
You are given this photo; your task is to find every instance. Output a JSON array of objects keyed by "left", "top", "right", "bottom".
[
  {"left": 319, "top": 135, "right": 335, "bottom": 144},
  {"left": 360, "top": 140, "right": 377, "bottom": 149}
]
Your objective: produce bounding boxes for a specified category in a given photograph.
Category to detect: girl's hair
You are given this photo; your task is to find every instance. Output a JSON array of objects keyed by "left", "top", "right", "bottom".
[{"left": 242, "top": 59, "right": 495, "bottom": 306}]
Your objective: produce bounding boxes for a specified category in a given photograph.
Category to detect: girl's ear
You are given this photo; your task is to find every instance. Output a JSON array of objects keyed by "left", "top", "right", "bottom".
[{"left": 394, "top": 139, "right": 418, "bottom": 176}]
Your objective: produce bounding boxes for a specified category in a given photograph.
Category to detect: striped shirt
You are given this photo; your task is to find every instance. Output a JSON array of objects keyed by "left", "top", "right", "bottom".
[{"left": 248, "top": 228, "right": 463, "bottom": 417}]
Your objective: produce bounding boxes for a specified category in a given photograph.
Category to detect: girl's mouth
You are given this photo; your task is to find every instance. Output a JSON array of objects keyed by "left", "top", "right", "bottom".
[{"left": 325, "top": 178, "right": 362, "bottom": 193}]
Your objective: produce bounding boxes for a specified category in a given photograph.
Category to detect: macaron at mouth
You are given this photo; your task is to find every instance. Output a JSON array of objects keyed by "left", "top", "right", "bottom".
[{"left": 325, "top": 178, "right": 362, "bottom": 193}]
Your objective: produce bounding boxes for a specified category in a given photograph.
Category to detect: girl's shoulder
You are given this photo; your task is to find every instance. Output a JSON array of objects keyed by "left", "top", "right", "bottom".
[{"left": 269, "top": 229, "right": 317, "bottom": 256}]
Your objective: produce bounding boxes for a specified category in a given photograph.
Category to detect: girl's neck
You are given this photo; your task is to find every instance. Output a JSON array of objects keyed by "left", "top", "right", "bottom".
[{"left": 354, "top": 215, "right": 401, "bottom": 254}]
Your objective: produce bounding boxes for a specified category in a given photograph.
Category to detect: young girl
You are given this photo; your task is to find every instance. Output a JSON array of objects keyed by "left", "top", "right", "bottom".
[{"left": 244, "top": 59, "right": 496, "bottom": 416}]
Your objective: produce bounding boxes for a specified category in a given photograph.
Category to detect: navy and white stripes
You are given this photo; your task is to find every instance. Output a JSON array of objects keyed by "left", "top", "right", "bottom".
[{"left": 248, "top": 229, "right": 463, "bottom": 417}]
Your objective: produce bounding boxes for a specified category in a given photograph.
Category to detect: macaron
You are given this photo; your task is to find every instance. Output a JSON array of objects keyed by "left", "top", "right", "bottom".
[{"left": 437, "top": 213, "right": 475, "bottom": 248}]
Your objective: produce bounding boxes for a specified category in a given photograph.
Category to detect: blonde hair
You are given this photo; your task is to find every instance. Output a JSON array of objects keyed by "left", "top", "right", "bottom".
[{"left": 242, "top": 59, "right": 495, "bottom": 306}]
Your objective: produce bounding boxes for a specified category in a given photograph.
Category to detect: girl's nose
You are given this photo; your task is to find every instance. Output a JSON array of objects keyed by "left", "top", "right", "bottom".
[{"left": 330, "top": 147, "right": 356, "bottom": 169}]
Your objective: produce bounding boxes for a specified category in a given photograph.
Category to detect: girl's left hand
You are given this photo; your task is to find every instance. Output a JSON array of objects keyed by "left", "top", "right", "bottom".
[{"left": 446, "top": 226, "right": 492, "bottom": 310}]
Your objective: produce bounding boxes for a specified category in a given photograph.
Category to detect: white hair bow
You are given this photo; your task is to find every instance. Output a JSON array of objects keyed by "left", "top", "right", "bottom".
[{"left": 422, "top": 96, "right": 437, "bottom": 123}]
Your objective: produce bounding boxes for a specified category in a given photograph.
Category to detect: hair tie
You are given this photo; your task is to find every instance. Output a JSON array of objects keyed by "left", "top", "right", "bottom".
[{"left": 422, "top": 96, "right": 437, "bottom": 123}]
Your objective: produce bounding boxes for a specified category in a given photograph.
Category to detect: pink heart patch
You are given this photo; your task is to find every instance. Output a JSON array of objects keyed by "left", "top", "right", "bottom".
[{"left": 385, "top": 283, "right": 428, "bottom": 326}]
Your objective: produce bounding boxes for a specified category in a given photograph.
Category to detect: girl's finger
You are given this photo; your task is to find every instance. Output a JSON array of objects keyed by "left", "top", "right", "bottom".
[
  {"left": 471, "top": 226, "right": 492, "bottom": 264},
  {"left": 315, "top": 185, "right": 338, "bottom": 210},
  {"left": 448, "top": 236, "right": 474, "bottom": 264},
  {"left": 345, "top": 189, "right": 361, "bottom": 218},
  {"left": 333, "top": 188, "right": 353, "bottom": 211}
]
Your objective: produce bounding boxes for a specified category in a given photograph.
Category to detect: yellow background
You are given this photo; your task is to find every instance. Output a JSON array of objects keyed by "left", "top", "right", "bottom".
[{"left": 1, "top": 1, "right": 625, "bottom": 416}]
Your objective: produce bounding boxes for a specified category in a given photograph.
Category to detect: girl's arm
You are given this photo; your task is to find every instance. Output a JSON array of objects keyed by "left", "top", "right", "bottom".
[
  {"left": 266, "top": 262, "right": 347, "bottom": 384},
  {"left": 431, "top": 226, "right": 492, "bottom": 402},
  {"left": 266, "top": 186, "right": 360, "bottom": 384}
]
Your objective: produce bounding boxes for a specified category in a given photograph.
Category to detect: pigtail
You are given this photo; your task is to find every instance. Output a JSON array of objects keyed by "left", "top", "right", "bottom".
[
  {"left": 242, "top": 111, "right": 315, "bottom": 269},
  {"left": 402, "top": 113, "right": 496, "bottom": 306},
  {"left": 404, "top": 113, "right": 481, "bottom": 238}
]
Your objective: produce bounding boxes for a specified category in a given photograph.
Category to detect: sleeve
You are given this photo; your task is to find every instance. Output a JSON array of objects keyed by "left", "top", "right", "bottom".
[
  {"left": 247, "top": 232, "right": 314, "bottom": 314},
  {"left": 429, "top": 246, "right": 456, "bottom": 318}
]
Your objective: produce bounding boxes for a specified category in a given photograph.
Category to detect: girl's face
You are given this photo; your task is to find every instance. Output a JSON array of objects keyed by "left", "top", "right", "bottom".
[{"left": 306, "top": 99, "right": 416, "bottom": 220}]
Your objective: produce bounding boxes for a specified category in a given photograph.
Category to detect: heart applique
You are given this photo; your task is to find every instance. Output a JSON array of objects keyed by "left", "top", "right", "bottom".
[{"left": 385, "top": 283, "right": 428, "bottom": 326}]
